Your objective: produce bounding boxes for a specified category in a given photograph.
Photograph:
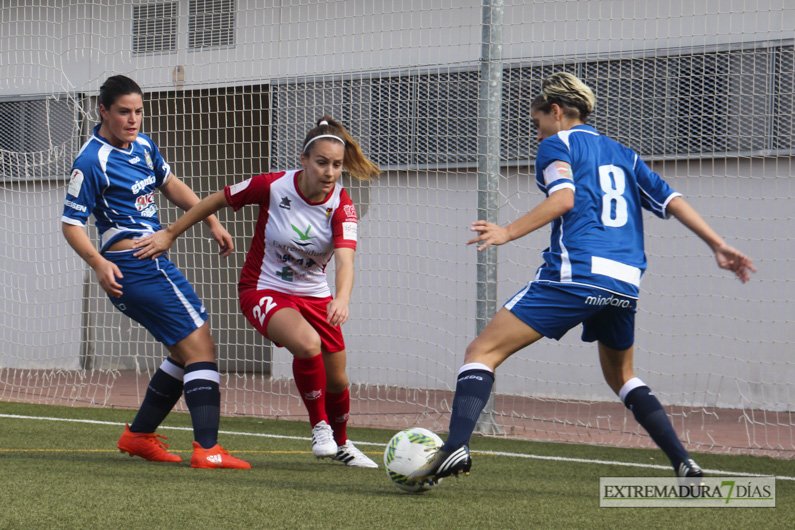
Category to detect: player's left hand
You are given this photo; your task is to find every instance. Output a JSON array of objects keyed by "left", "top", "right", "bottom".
[
  {"left": 133, "top": 230, "right": 175, "bottom": 260},
  {"left": 209, "top": 224, "right": 234, "bottom": 258},
  {"left": 714, "top": 243, "right": 757, "bottom": 283},
  {"left": 327, "top": 298, "right": 349, "bottom": 327}
]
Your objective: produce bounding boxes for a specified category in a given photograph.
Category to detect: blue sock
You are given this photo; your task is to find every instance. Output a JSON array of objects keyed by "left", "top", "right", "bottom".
[
  {"left": 183, "top": 361, "right": 221, "bottom": 449},
  {"left": 441, "top": 365, "right": 495, "bottom": 452},
  {"left": 130, "top": 358, "right": 184, "bottom": 433},
  {"left": 621, "top": 378, "right": 689, "bottom": 468}
]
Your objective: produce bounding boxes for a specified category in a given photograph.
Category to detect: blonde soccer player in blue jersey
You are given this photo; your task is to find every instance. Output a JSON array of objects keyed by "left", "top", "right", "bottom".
[
  {"left": 62, "top": 75, "right": 248, "bottom": 468},
  {"left": 409, "top": 72, "right": 756, "bottom": 484}
]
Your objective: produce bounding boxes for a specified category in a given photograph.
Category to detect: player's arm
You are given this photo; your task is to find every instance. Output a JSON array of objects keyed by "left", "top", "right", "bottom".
[
  {"left": 327, "top": 247, "right": 355, "bottom": 327},
  {"left": 666, "top": 196, "right": 756, "bottom": 283},
  {"left": 62, "top": 223, "right": 124, "bottom": 297},
  {"left": 158, "top": 174, "right": 233, "bottom": 257},
  {"left": 468, "top": 161, "right": 574, "bottom": 250},
  {"left": 134, "top": 190, "right": 231, "bottom": 260}
]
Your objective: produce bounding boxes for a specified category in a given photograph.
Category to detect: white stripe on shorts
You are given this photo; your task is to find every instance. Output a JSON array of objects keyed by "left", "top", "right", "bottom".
[
  {"left": 505, "top": 282, "right": 531, "bottom": 310},
  {"left": 156, "top": 257, "right": 205, "bottom": 329}
]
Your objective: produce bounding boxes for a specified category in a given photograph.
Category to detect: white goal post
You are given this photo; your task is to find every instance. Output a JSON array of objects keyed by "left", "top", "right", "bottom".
[{"left": 0, "top": 0, "right": 792, "bottom": 458}]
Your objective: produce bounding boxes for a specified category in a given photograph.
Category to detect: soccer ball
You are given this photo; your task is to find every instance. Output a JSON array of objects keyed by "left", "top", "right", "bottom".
[{"left": 383, "top": 427, "right": 444, "bottom": 492}]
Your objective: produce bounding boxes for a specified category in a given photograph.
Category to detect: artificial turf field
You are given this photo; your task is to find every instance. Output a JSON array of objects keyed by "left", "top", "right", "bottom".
[{"left": 0, "top": 401, "right": 792, "bottom": 529}]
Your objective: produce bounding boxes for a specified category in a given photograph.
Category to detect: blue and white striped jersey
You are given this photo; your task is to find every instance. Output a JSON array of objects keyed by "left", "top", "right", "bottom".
[
  {"left": 534, "top": 124, "right": 681, "bottom": 298},
  {"left": 62, "top": 125, "right": 172, "bottom": 253}
]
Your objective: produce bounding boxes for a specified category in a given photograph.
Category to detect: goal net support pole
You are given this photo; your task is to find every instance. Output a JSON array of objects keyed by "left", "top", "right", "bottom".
[{"left": 474, "top": 0, "right": 505, "bottom": 436}]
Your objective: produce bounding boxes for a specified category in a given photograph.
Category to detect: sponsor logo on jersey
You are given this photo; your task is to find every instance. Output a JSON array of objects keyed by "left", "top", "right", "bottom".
[
  {"left": 342, "top": 221, "right": 357, "bottom": 242},
  {"left": 67, "top": 169, "right": 84, "bottom": 197},
  {"left": 279, "top": 196, "right": 292, "bottom": 209},
  {"left": 229, "top": 178, "right": 252, "bottom": 195},
  {"left": 144, "top": 150, "right": 154, "bottom": 169},
  {"left": 276, "top": 266, "right": 294, "bottom": 282},
  {"left": 584, "top": 294, "right": 633, "bottom": 308},
  {"left": 128, "top": 156, "right": 140, "bottom": 165},
  {"left": 131, "top": 175, "right": 156, "bottom": 194},
  {"left": 135, "top": 192, "right": 155, "bottom": 212},
  {"left": 140, "top": 205, "right": 158, "bottom": 218},
  {"left": 291, "top": 224, "right": 316, "bottom": 247},
  {"left": 64, "top": 199, "right": 87, "bottom": 212},
  {"left": 343, "top": 204, "right": 357, "bottom": 220},
  {"left": 272, "top": 240, "right": 327, "bottom": 258}
]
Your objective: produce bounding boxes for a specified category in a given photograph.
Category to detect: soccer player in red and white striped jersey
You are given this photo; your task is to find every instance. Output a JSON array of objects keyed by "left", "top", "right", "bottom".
[{"left": 134, "top": 117, "right": 381, "bottom": 468}]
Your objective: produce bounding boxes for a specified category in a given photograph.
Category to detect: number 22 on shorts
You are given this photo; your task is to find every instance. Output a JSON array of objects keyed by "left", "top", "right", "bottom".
[{"left": 252, "top": 296, "right": 277, "bottom": 326}]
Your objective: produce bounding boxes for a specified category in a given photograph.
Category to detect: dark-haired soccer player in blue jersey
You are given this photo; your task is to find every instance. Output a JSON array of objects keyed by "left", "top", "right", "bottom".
[
  {"left": 409, "top": 72, "right": 756, "bottom": 484},
  {"left": 61, "top": 75, "right": 249, "bottom": 468}
]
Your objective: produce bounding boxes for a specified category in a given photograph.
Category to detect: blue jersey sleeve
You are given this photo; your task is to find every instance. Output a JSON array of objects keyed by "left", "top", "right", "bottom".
[
  {"left": 535, "top": 135, "right": 574, "bottom": 196},
  {"left": 633, "top": 156, "right": 681, "bottom": 219},
  {"left": 62, "top": 157, "right": 101, "bottom": 227},
  {"left": 150, "top": 141, "right": 172, "bottom": 186}
]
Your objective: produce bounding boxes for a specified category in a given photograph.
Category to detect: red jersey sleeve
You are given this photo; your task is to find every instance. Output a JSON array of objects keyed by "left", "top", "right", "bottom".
[
  {"left": 332, "top": 188, "right": 358, "bottom": 250},
  {"left": 224, "top": 172, "right": 285, "bottom": 211}
]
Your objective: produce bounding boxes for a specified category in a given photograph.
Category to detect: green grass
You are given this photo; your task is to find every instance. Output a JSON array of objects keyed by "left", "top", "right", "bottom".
[{"left": 0, "top": 401, "right": 793, "bottom": 529}]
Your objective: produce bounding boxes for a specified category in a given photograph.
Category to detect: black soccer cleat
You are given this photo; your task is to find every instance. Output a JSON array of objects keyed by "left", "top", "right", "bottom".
[
  {"left": 407, "top": 446, "right": 472, "bottom": 484},
  {"left": 676, "top": 458, "right": 704, "bottom": 478}
]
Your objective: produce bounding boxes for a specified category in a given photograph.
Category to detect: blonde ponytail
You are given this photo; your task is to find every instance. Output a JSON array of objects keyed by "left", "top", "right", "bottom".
[{"left": 301, "top": 116, "right": 381, "bottom": 181}]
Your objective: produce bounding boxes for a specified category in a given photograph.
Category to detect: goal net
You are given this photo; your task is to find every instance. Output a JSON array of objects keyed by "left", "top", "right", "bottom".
[{"left": 1, "top": 0, "right": 792, "bottom": 458}]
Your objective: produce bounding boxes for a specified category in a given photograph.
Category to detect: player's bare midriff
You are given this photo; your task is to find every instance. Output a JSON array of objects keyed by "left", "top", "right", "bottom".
[{"left": 107, "top": 239, "right": 137, "bottom": 251}]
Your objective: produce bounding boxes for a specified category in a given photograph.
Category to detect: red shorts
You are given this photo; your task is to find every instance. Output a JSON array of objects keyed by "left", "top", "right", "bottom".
[{"left": 239, "top": 289, "right": 345, "bottom": 353}]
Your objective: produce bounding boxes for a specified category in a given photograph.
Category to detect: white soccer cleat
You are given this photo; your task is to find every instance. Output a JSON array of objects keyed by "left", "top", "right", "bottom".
[
  {"left": 332, "top": 440, "right": 378, "bottom": 468},
  {"left": 311, "top": 420, "right": 338, "bottom": 458}
]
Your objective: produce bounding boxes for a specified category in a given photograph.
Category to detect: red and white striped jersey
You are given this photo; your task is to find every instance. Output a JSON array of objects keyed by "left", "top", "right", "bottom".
[{"left": 224, "top": 170, "right": 358, "bottom": 297}]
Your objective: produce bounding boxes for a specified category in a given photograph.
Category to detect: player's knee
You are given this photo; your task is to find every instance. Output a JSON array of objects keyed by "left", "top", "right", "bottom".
[
  {"left": 603, "top": 371, "right": 633, "bottom": 396},
  {"left": 463, "top": 341, "right": 489, "bottom": 364},
  {"left": 326, "top": 379, "right": 348, "bottom": 394},
  {"left": 290, "top": 333, "right": 322, "bottom": 358}
]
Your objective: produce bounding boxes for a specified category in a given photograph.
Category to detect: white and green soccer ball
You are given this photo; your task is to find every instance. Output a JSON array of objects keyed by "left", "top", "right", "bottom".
[{"left": 383, "top": 427, "right": 444, "bottom": 492}]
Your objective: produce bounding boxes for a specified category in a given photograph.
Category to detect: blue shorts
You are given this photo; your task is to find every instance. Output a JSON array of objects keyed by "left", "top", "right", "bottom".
[
  {"left": 103, "top": 250, "right": 208, "bottom": 346},
  {"left": 504, "top": 281, "right": 636, "bottom": 351}
]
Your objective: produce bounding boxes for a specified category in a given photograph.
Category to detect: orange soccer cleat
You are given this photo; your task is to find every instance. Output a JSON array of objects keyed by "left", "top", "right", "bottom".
[
  {"left": 117, "top": 424, "right": 182, "bottom": 463},
  {"left": 190, "top": 442, "right": 251, "bottom": 469}
]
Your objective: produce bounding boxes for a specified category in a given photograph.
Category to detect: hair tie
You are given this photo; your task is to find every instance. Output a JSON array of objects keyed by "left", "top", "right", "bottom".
[
  {"left": 319, "top": 120, "right": 329, "bottom": 125},
  {"left": 303, "top": 134, "right": 345, "bottom": 153}
]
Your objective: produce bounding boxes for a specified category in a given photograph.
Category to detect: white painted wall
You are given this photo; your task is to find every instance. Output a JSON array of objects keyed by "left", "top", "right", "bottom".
[
  {"left": 2, "top": 0, "right": 791, "bottom": 96},
  {"left": 0, "top": 182, "right": 83, "bottom": 369}
]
